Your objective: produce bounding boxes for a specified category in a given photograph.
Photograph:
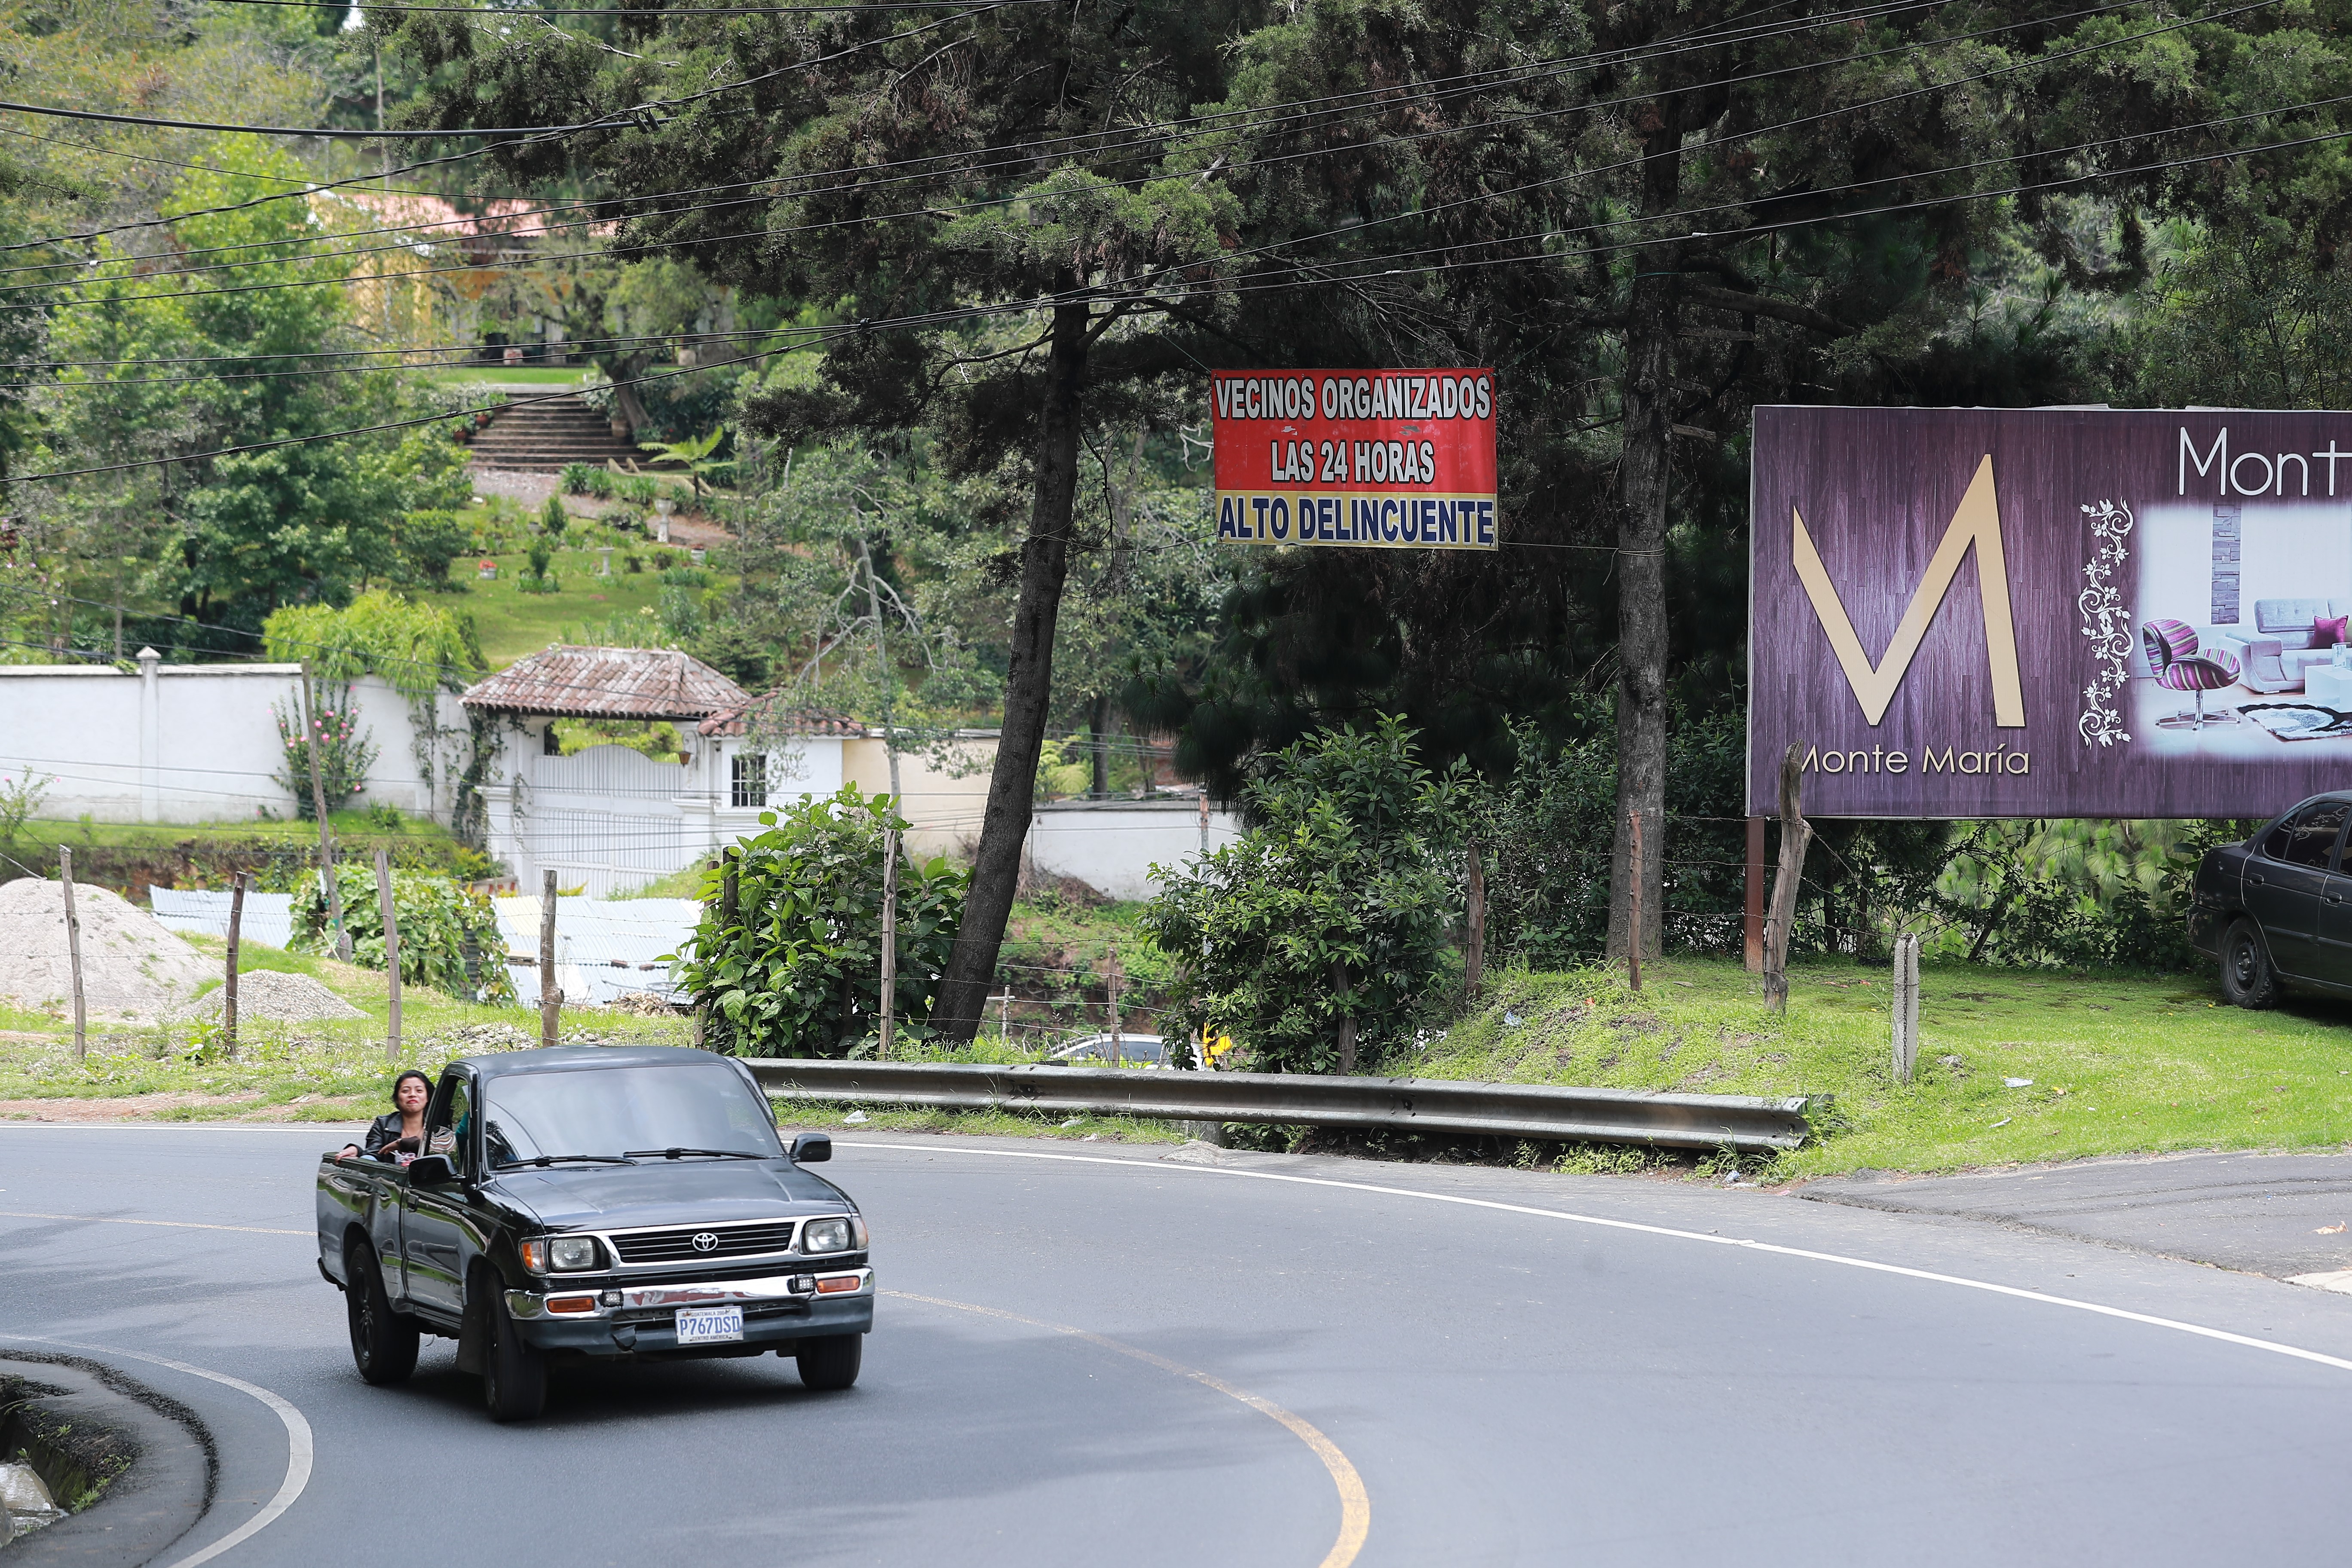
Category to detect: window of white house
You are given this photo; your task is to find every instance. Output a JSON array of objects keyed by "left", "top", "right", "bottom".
[{"left": 731, "top": 752, "right": 768, "bottom": 808}]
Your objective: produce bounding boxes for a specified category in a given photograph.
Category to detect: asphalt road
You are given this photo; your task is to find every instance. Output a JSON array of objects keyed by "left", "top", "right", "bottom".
[{"left": 8, "top": 1124, "right": 2352, "bottom": 1566}]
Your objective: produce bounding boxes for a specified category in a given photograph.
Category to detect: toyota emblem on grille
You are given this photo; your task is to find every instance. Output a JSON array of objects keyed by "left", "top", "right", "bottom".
[{"left": 691, "top": 1231, "right": 720, "bottom": 1252}]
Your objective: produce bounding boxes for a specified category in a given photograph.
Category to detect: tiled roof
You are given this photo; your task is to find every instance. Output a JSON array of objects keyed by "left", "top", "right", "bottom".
[
  {"left": 697, "top": 695, "right": 870, "bottom": 738},
  {"left": 461, "top": 646, "right": 751, "bottom": 721}
]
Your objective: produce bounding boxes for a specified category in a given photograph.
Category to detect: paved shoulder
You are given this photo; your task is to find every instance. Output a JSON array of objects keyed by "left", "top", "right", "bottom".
[{"left": 1801, "top": 1150, "right": 2352, "bottom": 1279}]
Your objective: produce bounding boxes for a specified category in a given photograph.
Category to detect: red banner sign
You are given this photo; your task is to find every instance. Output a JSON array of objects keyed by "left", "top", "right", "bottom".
[{"left": 1211, "top": 369, "right": 1499, "bottom": 549}]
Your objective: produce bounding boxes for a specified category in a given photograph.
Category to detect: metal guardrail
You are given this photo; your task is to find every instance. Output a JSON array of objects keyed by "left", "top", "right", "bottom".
[{"left": 742, "top": 1060, "right": 1822, "bottom": 1152}]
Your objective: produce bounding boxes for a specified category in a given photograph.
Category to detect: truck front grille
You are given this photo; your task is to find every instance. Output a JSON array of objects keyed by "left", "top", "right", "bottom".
[{"left": 609, "top": 1220, "right": 798, "bottom": 1265}]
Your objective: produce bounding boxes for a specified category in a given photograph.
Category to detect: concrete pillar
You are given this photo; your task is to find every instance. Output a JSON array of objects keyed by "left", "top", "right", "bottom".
[{"left": 136, "top": 647, "right": 160, "bottom": 823}]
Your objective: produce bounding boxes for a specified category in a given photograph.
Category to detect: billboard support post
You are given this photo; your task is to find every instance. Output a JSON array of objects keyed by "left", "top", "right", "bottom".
[
  {"left": 1743, "top": 817, "right": 1766, "bottom": 973},
  {"left": 1762, "top": 746, "right": 1811, "bottom": 1014}
]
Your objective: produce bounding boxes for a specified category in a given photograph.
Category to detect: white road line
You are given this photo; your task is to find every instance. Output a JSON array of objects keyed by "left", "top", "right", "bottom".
[
  {"left": 2, "top": 1337, "right": 314, "bottom": 1568},
  {"left": 843, "top": 1139, "right": 2352, "bottom": 1376},
  {"left": 0, "top": 1210, "right": 309, "bottom": 1235}
]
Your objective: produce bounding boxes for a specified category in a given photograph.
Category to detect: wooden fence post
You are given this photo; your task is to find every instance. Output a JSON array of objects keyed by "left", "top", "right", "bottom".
[
  {"left": 539, "top": 869, "right": 561, "bottom": 1048},
  {"left": 300, "top": 662, "right": 351, "bottom": 963},
  {"left": 224, "top": 873, "right": 246, "bottom": 1058},
  {"left": 1762, "top": 745, "right": 1813, "bottom": 1014},
  {"left": 59, "top": 847, "right": 84, "bottom": 1063},
  {"left": 376, "top": 848, "right": 402, "bottom": 1065},
  {"left": 878, "top": 828, "right": 899, "bottom": 1060},
  {"left": 1743, "top": 815, "right": 1766, "bottom": 973},
  {"left": 1106, "top": 943, "right": 1122, "bottom": 1065},
  {"left": 1464, "top": 839, "right": 1486, "bottom": 1003},
  {"left": 1891, "top": 931, "right": 1921, "bottom": 1084},
  {"left": 1627, "top": 808, "right": 1645, "bottom": 992}
]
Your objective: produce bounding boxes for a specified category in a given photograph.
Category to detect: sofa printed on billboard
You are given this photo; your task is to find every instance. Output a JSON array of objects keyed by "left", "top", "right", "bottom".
[{"left": 1749, "top": 406, "right": 2352, "bottom": 819}]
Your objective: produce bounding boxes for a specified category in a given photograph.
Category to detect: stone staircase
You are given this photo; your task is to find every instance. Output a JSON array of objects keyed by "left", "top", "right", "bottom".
[{"left": 469, "top": 395, "right": 643, "bottom": 472}]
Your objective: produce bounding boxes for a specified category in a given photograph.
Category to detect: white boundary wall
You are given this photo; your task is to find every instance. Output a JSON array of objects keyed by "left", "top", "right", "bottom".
[
  {"left": 1027, "top": 798, "right": 1241, "bottom": 900},
  {"left": 0, "top": 653, "right": 467, "bottom": 825}
]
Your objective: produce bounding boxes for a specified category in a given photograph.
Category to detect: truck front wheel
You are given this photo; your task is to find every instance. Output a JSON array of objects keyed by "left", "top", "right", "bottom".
[
  {"left": 796, "top": 1333, "right": 862, "bottom": 1392},
  {"left": 345, "top": 1242, "right": 420, "bottom": 1386},
  {"left": 481, "top": 1286, "right": 548, "bottom": 1422}
]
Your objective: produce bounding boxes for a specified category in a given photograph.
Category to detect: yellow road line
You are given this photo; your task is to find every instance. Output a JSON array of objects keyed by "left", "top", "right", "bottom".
[
  {"left": 0, "top": 1210, "right": 308, "bottom": 1236},
  {"left": 887, "top": 1288, "right": 1369, "bottom": 1568}
]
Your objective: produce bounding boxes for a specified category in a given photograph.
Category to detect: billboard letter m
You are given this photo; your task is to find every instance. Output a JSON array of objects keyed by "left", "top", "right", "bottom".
[{"left": 1790, "top": 454, "right": 2025, "bottom": 728}]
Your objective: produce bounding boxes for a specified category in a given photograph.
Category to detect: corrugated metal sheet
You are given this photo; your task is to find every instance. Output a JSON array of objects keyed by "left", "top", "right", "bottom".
[
  {"left": 461, "top": 646, "right": 751, "bottom": 721},
  {"left": 491, "top": 896, "right": 700, "bottom": 1009},
  {"left": 148, "top": 888, "right": 296, "bottom": 950}
]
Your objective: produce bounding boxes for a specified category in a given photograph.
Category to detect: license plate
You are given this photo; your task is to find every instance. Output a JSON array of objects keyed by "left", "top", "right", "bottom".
[{"left": 675, "top": 1305, "right": 744, "bottom": 1344}]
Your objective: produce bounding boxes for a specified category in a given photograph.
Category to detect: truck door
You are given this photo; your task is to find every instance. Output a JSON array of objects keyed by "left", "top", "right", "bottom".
[
  {"left": 401, "top": 1070, "right": 477, "bottom": 1318},
  {"left": 2247, "top": 800, "right": 2347, "bottom": 980}
]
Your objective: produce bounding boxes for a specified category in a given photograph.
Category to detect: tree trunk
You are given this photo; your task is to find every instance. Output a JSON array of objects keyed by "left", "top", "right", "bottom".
[
  {"left": 1608, "top": 112, "right": 1683, "bottom": 965},
  {"left": 931, "top": 295, "right": 1090, "bottom": 1040},
  {"left": 1089, "top": 691, "right": 1112, "bottom": 799}
]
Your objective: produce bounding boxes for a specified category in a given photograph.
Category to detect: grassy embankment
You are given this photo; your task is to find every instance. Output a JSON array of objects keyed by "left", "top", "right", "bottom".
[
  {"left": 9, "top": 883, "right": 2345, "bottom": 1175},
  {"left": 453, "top": 541, "right": 735, "bottom": 671},
  {"left": 1423, "top": 956, "right": 2352, "bottom": 1177}
]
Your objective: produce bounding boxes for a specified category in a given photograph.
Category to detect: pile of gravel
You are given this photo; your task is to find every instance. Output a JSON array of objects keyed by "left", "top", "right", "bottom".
[
  {"left": 186, "top": 969, "right": 366, "bottom": 1024},
  {"left": 0, "top": 877, "right": 217, "bottom": 1022}
]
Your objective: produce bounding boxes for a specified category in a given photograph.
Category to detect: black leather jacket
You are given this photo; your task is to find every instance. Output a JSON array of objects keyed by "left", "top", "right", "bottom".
[{"left": 361, "top": 1113, "right": 423, "bottom": 1161}]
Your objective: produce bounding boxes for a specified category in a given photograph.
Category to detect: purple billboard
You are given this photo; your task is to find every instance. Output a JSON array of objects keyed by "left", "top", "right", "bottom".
[{"left": 1748, "top": 406, "right": 2352, "bottom": 818}]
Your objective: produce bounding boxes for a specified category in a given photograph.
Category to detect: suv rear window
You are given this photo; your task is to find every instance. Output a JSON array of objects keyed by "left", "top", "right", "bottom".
[{"left": 2266, "top": 801, "right": 2349, "bottom": 868}]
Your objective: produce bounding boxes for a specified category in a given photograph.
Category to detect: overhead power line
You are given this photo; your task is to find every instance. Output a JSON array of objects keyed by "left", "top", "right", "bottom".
[
  {"left": 0, "top": 0, "right": 2169, "bottom": 312},
  {"left": 0, "top": 0, "right": 1971, "bottom": 270}
]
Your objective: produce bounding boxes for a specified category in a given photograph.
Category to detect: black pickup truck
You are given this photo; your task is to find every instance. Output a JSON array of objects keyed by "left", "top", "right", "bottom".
[
  {"left": 2189, "top": 791, "right": 2352, "bottom": 1009},
  {"left": 316, "top": 1045, "right": 873, "bottom": 1421}
]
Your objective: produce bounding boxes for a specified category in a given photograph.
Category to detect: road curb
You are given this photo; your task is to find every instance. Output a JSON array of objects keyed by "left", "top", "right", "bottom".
[{"left": 0, "top": 1352, "right": 213, "bottom": 1567}]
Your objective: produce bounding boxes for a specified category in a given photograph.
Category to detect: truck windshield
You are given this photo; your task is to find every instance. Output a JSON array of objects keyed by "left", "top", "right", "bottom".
[{"left": 481, "top": 1066, "right": 782, "bottom": 1168}]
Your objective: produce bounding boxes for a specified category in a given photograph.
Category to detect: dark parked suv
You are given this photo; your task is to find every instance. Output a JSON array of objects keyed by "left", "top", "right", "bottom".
[{"left": 2190, "top": 793, "right": 2352, "bottom": 1007}]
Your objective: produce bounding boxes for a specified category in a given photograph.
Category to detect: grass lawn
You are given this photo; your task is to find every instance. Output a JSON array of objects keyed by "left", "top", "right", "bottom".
[
  {"left": 457, "top": 545, "right": 733, "bottom": 669},
  {"left": 426, "top": 367, "right": 592, "bottom": 386},
  {"left": 10, "top": 808, "right": 461, "bottom": 854},
  {"left": 1424, "top": 956, "right": 2352, "bottom": 1178}
]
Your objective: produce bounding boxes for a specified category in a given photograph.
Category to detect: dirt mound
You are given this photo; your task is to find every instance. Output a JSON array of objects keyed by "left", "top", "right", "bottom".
[
  {"left": 186, "top": 969, "right": 365, "bottom": 1024},
  {"left": 0, "top": 878, "right": 216, "bottom": 1022}
]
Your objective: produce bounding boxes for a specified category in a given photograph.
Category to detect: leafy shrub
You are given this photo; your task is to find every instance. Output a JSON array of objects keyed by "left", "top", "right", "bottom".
[
  {"left": 1142, "top": 718, "right": 1463, "bottom": 1074},
  {"left": 617, "top": 475, "right": 662, "bottom": 505},
  {"left": 560, "top": 463, "right": 597, "bottom": 494},
  {"left": 539, "top": 494, "right": 568, "bottom": 540},
  {"left": 659, "top": 566, "right": 710, "bottom": 588},
  {"left": 0, "top": 769, "right": 50, "bottom": 846},
  {"left": 676, "top": 785, "right": 969, "bottom": 1057},
  {"left": 293, "top": 863, "right": 513, "bottom": 1002},
  {"left": 623, "top": 551, "right": 645, "bottom": 573}
]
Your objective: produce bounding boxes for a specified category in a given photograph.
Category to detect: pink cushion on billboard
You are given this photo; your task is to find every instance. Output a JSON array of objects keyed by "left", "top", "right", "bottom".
[{"left": 2317, "top": 615, "right": 2349, "bottom": 649}]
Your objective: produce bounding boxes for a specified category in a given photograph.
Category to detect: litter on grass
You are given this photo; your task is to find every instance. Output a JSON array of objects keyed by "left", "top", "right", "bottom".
[{"left": 2003, "top": 1077, "right": 2034, "bottom": 1088}]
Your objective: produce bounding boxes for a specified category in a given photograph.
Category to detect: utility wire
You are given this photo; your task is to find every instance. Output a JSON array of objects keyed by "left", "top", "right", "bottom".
[
  {"left": 0, "top": 0, "right": 1995, "bottom": 266},
  {"left": 0, "top": 0, "right": 2180, "bottom": 313}
]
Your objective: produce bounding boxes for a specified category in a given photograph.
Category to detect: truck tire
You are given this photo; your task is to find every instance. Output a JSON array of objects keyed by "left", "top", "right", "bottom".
[
  {"left": 481, "top": 1284, "right": 548, "bottom": 1422},
  {"left": 2220, "top": 918, "right": 2280, "bottom": 1009},
  {"left": 796, "top": 1333, "right": 862, "bottom": 1392},
  {"left": 345, "top": 1243, "right": 420, "bottom": 1386}
]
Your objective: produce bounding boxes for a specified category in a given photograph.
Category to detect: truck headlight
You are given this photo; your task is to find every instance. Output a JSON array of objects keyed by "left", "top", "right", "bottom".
[
  {"left": 549, "top": 1235, "right": 603, "bottom": 1271},
  {"left": 522, "top": 1236, "right": 604, "bottom": 1273},
  {"left": 802, "top": 1217, "right": 853, "bottom": 1255}
]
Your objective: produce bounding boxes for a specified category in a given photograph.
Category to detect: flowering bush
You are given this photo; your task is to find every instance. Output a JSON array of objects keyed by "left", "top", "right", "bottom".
[{"left": 271, "top": 680, "right": 379, "bottom": 818}]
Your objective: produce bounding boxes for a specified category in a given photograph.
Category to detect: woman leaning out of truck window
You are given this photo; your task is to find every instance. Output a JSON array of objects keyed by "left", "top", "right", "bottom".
[{"left": 343, "top": 1070, "right": 432, "bottom": 1165}]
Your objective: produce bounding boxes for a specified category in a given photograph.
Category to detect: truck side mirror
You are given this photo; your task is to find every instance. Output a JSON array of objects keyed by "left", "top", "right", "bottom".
[
  {"left": 789, "top": 1133, "right": 832, "bottom": 1164},
  {"left": 408, "top": 1154, "right": 456, "bottom": 1185}
]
